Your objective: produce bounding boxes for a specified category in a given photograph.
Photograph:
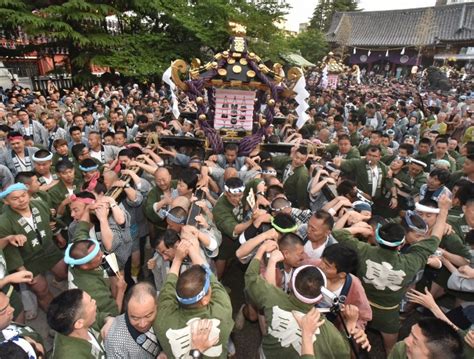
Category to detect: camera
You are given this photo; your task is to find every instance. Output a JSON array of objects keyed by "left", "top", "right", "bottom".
[{"left": 321, "top": 287, "right": 346, "bottom": 310}]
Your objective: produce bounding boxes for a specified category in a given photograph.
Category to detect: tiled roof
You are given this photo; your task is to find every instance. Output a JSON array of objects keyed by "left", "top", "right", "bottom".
[{"left": 326, "top": 3, "right": 474, "bottom": 47}]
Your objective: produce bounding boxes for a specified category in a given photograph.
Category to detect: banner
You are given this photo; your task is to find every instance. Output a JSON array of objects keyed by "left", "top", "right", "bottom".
[
  {"left": 327, "top": 74, "right": 339, "bottom": 89},
  {"left": 214, "top": 89, "right": 254, "bottom": 131}
]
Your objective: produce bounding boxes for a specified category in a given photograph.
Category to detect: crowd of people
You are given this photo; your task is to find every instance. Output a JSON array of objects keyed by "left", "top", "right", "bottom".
[{"left": 0, "top": 68, "right": 472, "bottom": 359}]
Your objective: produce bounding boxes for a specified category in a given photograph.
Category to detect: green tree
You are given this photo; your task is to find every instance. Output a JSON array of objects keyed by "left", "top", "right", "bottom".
[
  {"left": 309, "top": 0, "right": 359, "bottom": 33},
  {"left": 0, "top": 0, "right": 292, "bottom": 81},
  {"left": 289, "top": 28, "right": 328, "bottom": 63}
]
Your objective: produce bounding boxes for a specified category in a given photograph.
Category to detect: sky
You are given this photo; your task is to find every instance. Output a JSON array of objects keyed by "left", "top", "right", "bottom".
[{"left": 284, "top": 0, "right": 436, "bottom": 32}]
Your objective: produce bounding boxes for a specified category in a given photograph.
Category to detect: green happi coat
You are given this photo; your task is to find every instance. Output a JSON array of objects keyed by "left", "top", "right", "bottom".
[
  {"left": 213, "top": 194, "right": 242, "bottom": 239},
  {"left": 154, "top": 272, "right": 234, "bottom": 359},
  {"left": 332, "top": 229, "right": 438, "bottom": 333},
  {"left": 0, "top": 248, "right": 23, "bottom": 315},
  {"left": 273, "top": 156, "right": 310, "bottom": 209},
  {"left": 51, "top": 312, "right": 109, "bottom": 359},
  {"left": 68, "top": 266, "right": 119, "bottom": 316},
  {"left": 349, "top": 131, "right": 361, "bottom": 146},
  {"left": 326, "top": 144, "right": 360, "bottom": 159},
  {"left": 333, "top": 229, "right": 438, "bottom": 307},
  {"left": 143, "top": 180, "right": 178, "bottom": 230},
  {"left": 339, "top": 159, "right": 393, "bottom": 199},
  {"left": 408, "top": 171, "right": 427, "bottom": 197},
  {"left": 0, "top": 199, "right": 63, "bottom": 276},
  {"left": 433, "top": 233, "right": 471, "bottom": 290},
  {"left": 212, "top": 178, "right": 262, "bottom": 239},
  {"left": 448, "top": 214, "right": 472, "bottom": 243},
  {"left": 245, "top": 258, "right": 350, "bottom": 358},
  {"left": 416, "top": 152, "right": 456, "bottom": 173},
  {"left": 387, "top": 341, "right": 407, "bottom": 359},
  {"left": 47, "top": 179, "right": 82, "bottom": 225}
]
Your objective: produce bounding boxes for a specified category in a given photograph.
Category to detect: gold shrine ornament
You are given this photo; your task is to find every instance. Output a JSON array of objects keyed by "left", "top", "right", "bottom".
[
  {"left": 218, "top": 68, "right": 227, "bottom": 76},
  {"left": 246, "top": 70, "right": 256, "bottom": 78},
  {"left": 232, "top": 65, "right": 242, "bottom": 74},
  {"left": 227, "top": 58, "right": 236, "bottom": 65},
  {"left": 233, "top": 37, "right": 245, "bottom": 52},
  {"left": 239, "top": 58, "right": 248, "bottom": 65}
]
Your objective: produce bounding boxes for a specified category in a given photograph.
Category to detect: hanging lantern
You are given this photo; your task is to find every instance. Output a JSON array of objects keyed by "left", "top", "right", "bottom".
[
  {"left": 353, "top": 47, "right": 356, "bottom": 55},
  {"left": 385, "top": 49, "right": 389, "bottom": 57},
  {"left": 401, "top": 47, "right": 405, "bottom": 55},
  {"left": 368, "top": 50, "right": 371, "bottom": 56}
]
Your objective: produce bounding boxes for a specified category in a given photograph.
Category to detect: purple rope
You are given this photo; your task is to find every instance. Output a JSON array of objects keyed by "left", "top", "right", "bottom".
[
  {"left": 181, "top": 57, "right": 287, "bottom": 156},
  {"left": 184, "top": 74, "right": 224, "bottom": 154},
  {"left": 237, "top": 57, "right": 280, "bottom": 156}
]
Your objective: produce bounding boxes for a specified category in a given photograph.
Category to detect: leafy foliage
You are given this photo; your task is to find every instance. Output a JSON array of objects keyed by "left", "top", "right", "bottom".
[
  {"left": 289, "top": 28, "right": 329, "bottom": 64},
  {"left": 0, "top": 0, "right": 297, "bottom": 81},
  {"left": 309, "top": 0, "right": 359, "bottom": 33}
]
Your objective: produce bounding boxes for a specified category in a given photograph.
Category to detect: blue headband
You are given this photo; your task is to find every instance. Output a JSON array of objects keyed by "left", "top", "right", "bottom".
[
  {"left": 405, "top": 210, "right": 428, "bottom": 234},
  {"left": 161, "top": 209, "right": 186, "bottom": 225},
  {"left": 375, "top": 224, "right": 405, "bottom": 248},
  {"left": 79, "top": 164, "right": 99, "bottom": 172},
  {"left": 0, "top": 183, "right": 28, "bottom": 199},
  {"left": 176, "top": 265, "right": 211, "bottom": 305},
  {"left": 64, "top": 238, "right": 100, "bottom": 267},
  {"left": 352, "top": 200, "right": 372, "bottom": 213}
]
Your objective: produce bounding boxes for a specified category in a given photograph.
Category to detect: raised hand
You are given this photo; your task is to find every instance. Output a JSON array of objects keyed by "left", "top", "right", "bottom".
[
  {"left": 269, "top": 250, "right": 284, "bottom": 263},
  {"left": 292, "top": 307, "right": 325, "bottom": 335}
]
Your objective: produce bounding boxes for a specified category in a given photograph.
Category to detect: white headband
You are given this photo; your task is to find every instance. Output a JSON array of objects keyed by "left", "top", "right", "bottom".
[
  {"left": 32, "top": 152, "right": 53, "bottom": 162},
  {"left": 415, "top": 202, "right": 440, "bottom": 214},
  {"left": 224, "top": 185, "right": 245, "bottom": 194},
  {"left": 409, "top": 158, "right": 427, "bottom": 168},
  {"left": 291, "top": 265, "right": 327, "bottom": 304}
]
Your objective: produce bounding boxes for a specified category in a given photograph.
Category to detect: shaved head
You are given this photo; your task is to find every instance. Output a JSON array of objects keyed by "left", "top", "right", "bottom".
[{"left": 126, "top": 282, "right": 157, "bottom": 305}]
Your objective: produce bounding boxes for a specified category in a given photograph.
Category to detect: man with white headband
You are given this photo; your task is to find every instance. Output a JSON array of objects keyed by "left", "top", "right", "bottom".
[
  {"left": 415, "top": 198, "right": 470, "bottom": 300},
  {"left": 154, "top": 237, "right": 233, "bottom": 359},
  {"left": 32, "top": 149, "right": 58, "bottom": 191},
  {"left": 0, "top": 183, "right": 66, "bottom": 312},
  {"left": 245, "top": 240, "right": 363, "bottom": 358},
  {"left": 405, "top": 158, "right": 427, "bottom": 209},
  {"left": 213, "top": 176, "right": 266, "bottom": 278},
  {"left": 331, "top": 194, "right": 452, "bottom": 354}
]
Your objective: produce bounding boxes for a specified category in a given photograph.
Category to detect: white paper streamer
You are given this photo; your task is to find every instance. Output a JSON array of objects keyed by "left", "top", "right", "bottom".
[
  {"left": 162, "top": 66, "right": 181, "bottom": 120},
  {"left": 320, "top": 65, "right": 328, "bottom": 90},
  {"left": 294, "top": 75, "right": 310, "bottom": 129}
]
